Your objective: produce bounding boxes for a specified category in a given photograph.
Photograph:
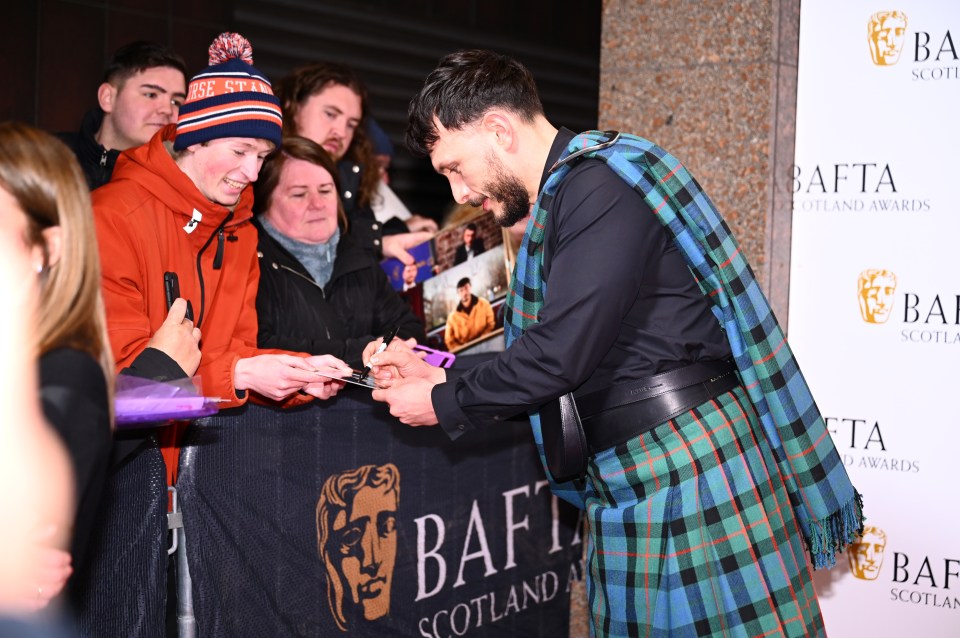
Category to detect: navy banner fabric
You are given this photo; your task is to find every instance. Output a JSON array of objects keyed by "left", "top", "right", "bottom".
[
  {"left": 177, "top": 390, "right": 583, "bottom": 637},
  {"left": 72, "top": 438, "right": 167, "bottom": 638}
]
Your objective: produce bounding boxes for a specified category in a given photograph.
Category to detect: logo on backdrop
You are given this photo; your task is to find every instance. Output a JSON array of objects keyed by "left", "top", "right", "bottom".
[
  {"left": 868, "top": 11, "right": 909, "bottom": 66},
  {"left": 313, "top": 465, "right": 582, "bottom": 635},
  {"left": 850, "top": 526, "right": 888, "bottom": 580},
  {"left": 854, "top": 270, "right": 960, "bottom": 345},
  {"left": 858, "top": 269, "right": 898, "bottom": 324},
  {"left": 828, "top": 415, "right": 919, "bottom": 473},
  {"left": 848, "top": 526, "right": 960, "bottom": 610},
  {"left": 866, "top": 9, "right": 959, "bottom": 81},
  {"left": 851, "top": 526, "right": 960, "bottom": 610},
  {"left": 317, "top": 463, "right": 400, "bottom": 632},
  {"left": 787, "top": 162, "right": 931, "bottom": 213}
]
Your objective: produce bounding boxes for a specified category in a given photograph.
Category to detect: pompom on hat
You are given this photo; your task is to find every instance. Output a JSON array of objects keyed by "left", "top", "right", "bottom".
[{"left": 174, "top": 33, "right": 282, "bottom": 150}]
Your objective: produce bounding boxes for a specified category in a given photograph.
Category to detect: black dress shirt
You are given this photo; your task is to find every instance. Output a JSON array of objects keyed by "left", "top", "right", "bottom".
[{"left": 432, "top": 128, "right": 731, "bottom": 438}]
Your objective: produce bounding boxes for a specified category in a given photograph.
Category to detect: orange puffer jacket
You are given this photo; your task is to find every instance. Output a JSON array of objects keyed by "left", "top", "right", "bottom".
[{"left": 93, "top": 124, "right": 309, "bottom": 481}]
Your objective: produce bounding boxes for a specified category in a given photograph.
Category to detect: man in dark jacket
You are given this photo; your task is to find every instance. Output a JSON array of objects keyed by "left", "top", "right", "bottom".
[{"left": 58, "top": 41, "right": 186, "bottom": 190}]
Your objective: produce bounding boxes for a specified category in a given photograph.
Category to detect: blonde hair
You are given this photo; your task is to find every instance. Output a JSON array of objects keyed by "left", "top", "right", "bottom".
[{"left": 0, "top": 122, "right": 115, "bottom": 411}]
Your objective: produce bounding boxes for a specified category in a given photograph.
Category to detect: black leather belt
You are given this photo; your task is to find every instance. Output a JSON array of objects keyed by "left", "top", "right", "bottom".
[{"left": 578, "top": 360, "right": 739, "bottom": 455}]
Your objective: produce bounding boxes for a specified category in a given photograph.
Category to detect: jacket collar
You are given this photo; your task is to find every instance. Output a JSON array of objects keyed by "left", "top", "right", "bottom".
[
  {"left": 538, "top": 127, "right": 577, "bottom": 194},
  {"left": 75, "top": 108, "right": 120, "bottom": 165},
  {"left": 456, "top": 295, "right": 480, "bottom": 314}
]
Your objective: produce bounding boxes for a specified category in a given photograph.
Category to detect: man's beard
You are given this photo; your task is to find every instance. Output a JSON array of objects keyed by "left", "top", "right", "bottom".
[{"left": 477, "top": 152, "right": 530, "bottom": 228}]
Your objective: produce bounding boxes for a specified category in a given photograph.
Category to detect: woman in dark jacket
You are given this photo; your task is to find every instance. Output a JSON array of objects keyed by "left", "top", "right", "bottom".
[{"left": 253, "top": 136, "right": 424, "bottom": 366}]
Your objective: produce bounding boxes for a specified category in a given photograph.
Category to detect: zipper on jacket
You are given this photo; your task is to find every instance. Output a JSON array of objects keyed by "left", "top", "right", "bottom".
[
  {"left": 274, "top": 262, "right": 331, "bottom": 339},
  {"left": 277, "top": 263, "right": 326, "bottom": 299},
  {"left": 213, "top": 227, "right": 225, "bottom": 270},
  {"left": 194, "top": 212, "right": 233, "bottom": 330},
  {"left": 99, "top": 150, "right": 108, "bottom": 167}
]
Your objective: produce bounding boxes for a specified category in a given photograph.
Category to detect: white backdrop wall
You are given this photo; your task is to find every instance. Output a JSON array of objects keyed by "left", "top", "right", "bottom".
[{"left": 791, "top": 2, "right": 960, "bottom": 635}]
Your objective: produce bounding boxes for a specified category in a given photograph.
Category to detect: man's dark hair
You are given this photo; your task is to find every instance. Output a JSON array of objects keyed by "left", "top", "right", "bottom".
[
  {"left": 464, "top": 222, "right": 477, "bottom": 232},
  {"left": 456, "top": 277, "right": 471, "bottom": 289},
  {"left": 102, "top": 41, "right": 186, "bottom": 87},
  {"left": 406, "top": 49, "right": 544, "bottom": 156}
]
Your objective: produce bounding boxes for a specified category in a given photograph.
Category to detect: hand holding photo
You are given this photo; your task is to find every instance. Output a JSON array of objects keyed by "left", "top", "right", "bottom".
[{"left": 314, "top": 368, "right": 379, "bottom": 390}]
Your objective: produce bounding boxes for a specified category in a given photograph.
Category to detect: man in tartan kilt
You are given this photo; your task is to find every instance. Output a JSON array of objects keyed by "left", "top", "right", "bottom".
[{"left": 368, "top": 50, "right": 862, "bottom": 637}]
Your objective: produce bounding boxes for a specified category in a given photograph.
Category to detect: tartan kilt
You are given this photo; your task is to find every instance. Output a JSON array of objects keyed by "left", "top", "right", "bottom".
[{"left": 582, "top": 385, "right": 825, "bottom": 638}]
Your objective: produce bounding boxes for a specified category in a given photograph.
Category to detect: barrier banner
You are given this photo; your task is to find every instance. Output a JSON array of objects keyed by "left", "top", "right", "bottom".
[
  {"left": 177, "top": 389, "right": 583, "bottom": 637},
  {"left": 73, "top": 439, "right": 167, "bottom": 638},
  {"left": 791, "top": 2, "right": 960, "bottom": 635}
]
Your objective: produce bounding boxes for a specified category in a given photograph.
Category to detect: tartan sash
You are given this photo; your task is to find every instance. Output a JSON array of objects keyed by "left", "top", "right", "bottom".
[{"left": 504, "top": 130, "right": 863, "bottom": 568}]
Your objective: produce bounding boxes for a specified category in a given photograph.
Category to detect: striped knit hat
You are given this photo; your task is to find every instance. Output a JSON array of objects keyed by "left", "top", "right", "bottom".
[{"left": 174, "top": 33, "right": 282, "bottom": 150}]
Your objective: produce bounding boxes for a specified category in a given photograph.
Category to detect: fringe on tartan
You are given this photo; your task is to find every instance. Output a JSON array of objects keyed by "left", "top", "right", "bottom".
[{"left": 807, "top": 491, "right": 865, "bottom": 570}]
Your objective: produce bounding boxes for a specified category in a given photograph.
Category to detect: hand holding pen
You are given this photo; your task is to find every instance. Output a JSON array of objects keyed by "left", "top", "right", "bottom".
[{"left": 360, "top": 325, "right": 400, "bottom": 381}]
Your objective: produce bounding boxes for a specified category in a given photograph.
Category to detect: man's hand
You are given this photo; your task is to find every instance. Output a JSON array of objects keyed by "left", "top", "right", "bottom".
[
  {"left": 234, "top": 354, "right": 349, "bottom": 401},
  {"left": 382, "top": 231, "right": 433, "bottom": 265},
  {"left": 147, "top": 298, "right": 202, "bottom": 375},
  {"left": 360, "top": 336, "right": 418, "bottom": 369},
  {"left": 362, "top": 339, "right": 446, "bottom": 387},
  {"left": 372, "top": 377, "right": 439, "bottom": 426}
]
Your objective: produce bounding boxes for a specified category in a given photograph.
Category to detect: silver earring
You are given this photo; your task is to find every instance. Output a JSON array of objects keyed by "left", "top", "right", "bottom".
[{"left": 35, "top": 263, "right": 43, "bottom": 274}]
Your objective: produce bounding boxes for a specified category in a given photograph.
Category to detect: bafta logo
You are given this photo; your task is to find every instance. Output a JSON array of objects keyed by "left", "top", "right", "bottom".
[
  {"left": 858, "top": 269, "right": 897, "bottom": 324},
  {"left": 868, "top": 11, "right": 909, "bottom": 66},
  {"left": 848, "top": 526, "right": 887, "bottom": 580},
  {"left": 316, "top": 464, "right": 400, "bottom": 632}
]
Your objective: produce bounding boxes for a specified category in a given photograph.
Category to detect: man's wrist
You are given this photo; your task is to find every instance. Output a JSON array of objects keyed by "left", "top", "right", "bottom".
[
  {"left": 432, "top": 381, "right": 473, "bottom": 440},
  {"left": 428, "top": 366, "right": 447, "bottom": 385}
]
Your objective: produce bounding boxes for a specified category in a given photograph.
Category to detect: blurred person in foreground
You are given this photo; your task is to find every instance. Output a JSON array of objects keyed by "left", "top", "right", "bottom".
[
  {"left": 253, "top": 136, "right": 424, "bottom": 365},
  {"left": 0, "top": 125, "right": 77, "bottom": 628},
  {"left": 0, "top": 121, "right": 114, "bottom": 613},
  {"left": 365, "top": 50, "right": 863, "bottom": 637},
  {"left": 2, "top": 122, "right": 209, "bottom": 627}
]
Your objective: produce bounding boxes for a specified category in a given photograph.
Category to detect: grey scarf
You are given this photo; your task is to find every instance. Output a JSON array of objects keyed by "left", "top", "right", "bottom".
[{"left": 260, "top": 217, "right": 340, "bottom": 288}]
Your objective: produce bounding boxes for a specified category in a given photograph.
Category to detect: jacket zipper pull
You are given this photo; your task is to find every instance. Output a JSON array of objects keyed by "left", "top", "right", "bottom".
[
  {"left": 213, "top": 227, "right": 225, "bottom": 270},
  {"left": 99, "top": 150, "right": 108, "bottom": 167}
]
